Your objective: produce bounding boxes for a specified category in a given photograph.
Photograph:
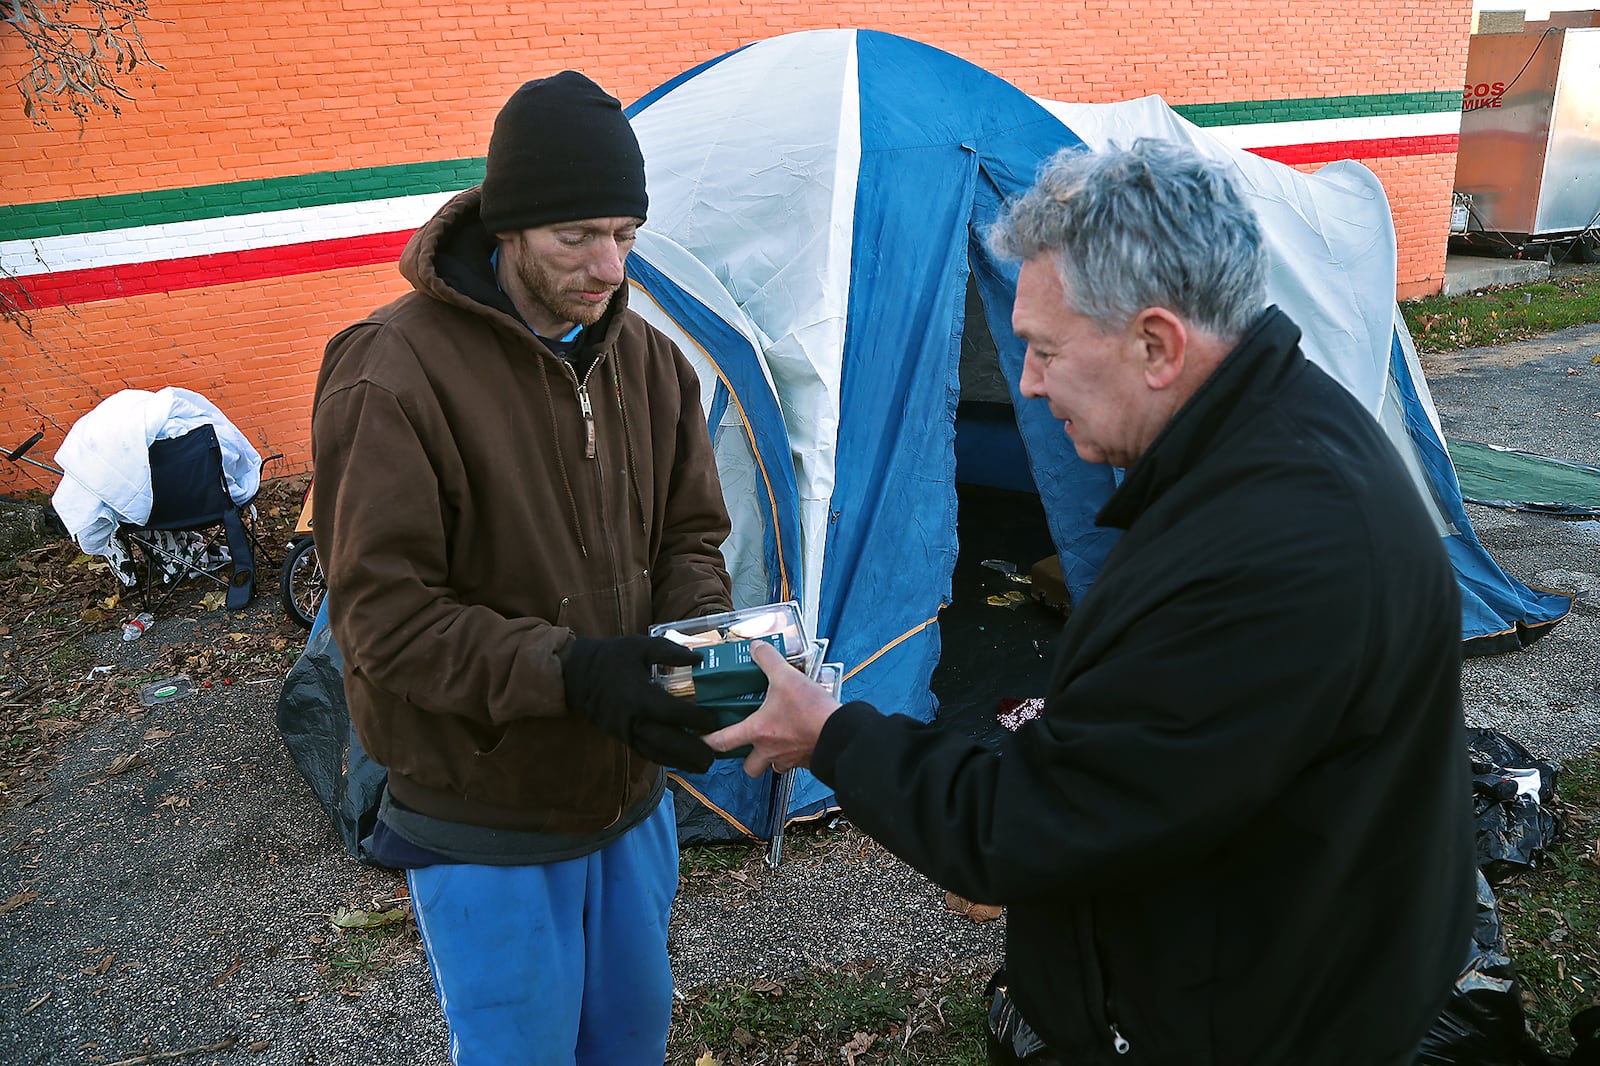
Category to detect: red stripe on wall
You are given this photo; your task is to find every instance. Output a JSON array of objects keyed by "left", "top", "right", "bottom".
[
  {"left": 2, "top": 132, "right": 1461, "bottom": 310},
  {"left": 0, "top": 230, "right": 417, "bottom": 310},
  {"left": 1248, "top": 133, "right": 1458, "bottom": 165}
]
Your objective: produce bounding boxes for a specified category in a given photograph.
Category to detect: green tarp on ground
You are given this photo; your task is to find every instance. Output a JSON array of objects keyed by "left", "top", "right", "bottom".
[{"left": 1448, "top": 439, "right": 1600, "bottom": 515}]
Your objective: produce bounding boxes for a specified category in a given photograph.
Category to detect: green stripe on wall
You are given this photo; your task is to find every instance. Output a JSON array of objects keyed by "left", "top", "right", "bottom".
[
  {"left": 1172, "top": 92, "right": 1460, "bottom": 128},
  {"left": 4, "top": 90, "right": 1463, "bottom": 241},
  {"left": 0, "top": 157, "right": 486, "bottom": 241}
]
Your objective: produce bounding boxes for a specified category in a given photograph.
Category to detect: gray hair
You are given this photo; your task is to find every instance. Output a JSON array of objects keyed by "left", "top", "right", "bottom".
[{"left": 987, "top": 138, "right": 1267, "bottom": 340}]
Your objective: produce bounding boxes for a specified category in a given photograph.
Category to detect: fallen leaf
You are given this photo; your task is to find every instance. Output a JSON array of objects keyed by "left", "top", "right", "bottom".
[
  {"left": 842, "top": 1031, "right": 876, "bottom": 1064},
  {"left": 200, "top": 589, "right": 227, "bottom": 611},
  {"left": 80, "top": 953, "right": 115, "bottom": 976},
  {"left": 944, "top": 890, "right": 1003, "bottom": 923},
  {"left": 732, "top": 1027, "right": 755, "bottom": 1047},
  {"left": 695, "top": 1054, "right": 720, "bottom": 1066},
  {"left": 330, "top": 906, "right": 408, "bottom": 929},
  {"left": 106, "top": 753, "right": 149, "bottom": 776},
  {"left": 248, "top": 1039, "right": 270, "bottom": 1053},
  {"left": 144, "top": 727, "right": 174, "bottom": 741},
  {"left": 0, "top": 890, "right": 40, "bottom": 915},
  {"left": 80, "top": 607, "right": 109, "bottom": 625}
]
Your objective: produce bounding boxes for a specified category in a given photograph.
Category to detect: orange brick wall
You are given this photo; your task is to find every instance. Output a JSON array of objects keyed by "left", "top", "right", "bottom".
[
  {"left": 1379, "top": 154, "right": 1465, "bottom": 302},
  {"left": 1, "top": 0, "right": 1473, "bottom": 491}
]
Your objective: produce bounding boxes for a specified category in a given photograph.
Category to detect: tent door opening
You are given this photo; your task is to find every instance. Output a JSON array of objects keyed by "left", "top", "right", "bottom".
[{"left": 932, "top": 273, "right": 1066, "bottom": 750}]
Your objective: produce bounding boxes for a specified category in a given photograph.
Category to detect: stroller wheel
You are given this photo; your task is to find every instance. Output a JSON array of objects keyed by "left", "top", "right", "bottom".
[{"left": 279, "top": 534, "right": 324, "bottom": 629}]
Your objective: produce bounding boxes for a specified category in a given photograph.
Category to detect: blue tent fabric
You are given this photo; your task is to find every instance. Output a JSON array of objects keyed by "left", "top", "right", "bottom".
[
  {"left": 820, "top": 37, "right": 1117, "bottom": 733},
  {"left": 626, "top": 252, "right": 802, "bottom": 604},
  {"left": 1386, "top": 331, "right": 1573, "bottom": 653}
]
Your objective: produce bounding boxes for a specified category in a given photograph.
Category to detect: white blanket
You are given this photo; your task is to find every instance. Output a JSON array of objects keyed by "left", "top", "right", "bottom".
[{"left": 51, "top": 388, "right": 262, "bottom": 557}]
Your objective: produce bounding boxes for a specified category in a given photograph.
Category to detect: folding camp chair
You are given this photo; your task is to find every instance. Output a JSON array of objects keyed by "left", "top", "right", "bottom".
[{"left": 120, "top": 423, "right": 266, "bottom": 611}]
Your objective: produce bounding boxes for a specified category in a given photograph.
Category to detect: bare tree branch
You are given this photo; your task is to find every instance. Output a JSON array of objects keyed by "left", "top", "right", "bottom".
[{"left": 4, "top": 0, "right": 164, "bottom": 128}]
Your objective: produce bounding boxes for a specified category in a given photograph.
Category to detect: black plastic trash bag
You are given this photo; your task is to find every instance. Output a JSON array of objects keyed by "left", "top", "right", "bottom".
[
  {"left": 274, "top": 601, "right": 387, "bottom": 865},
  {"left": 1415, "top": 870, "right": 1557, "bottom": 1066},
  {"left": 1467, "top": 727, "right": 1563, "bottom": 883}
]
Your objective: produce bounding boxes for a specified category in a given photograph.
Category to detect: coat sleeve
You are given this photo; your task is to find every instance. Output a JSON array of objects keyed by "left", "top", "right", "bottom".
[
  {"left": 647, "top": 345, "right": 733, "bottom": 624},
  {"left": 811, "top": 528, "right": 1376, "bottom": 906},
  {"left": 312, "top": 325, "right": 571, "bottom": 728}
]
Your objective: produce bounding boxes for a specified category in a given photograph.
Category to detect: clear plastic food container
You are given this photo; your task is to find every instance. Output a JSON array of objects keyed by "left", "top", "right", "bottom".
[{"left": 650, "top": 601, "right": 809, "bottom": 699}]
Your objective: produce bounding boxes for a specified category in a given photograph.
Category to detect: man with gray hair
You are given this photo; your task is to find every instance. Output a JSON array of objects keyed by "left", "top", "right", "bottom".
[{"left": 708, "top": 139, "right": 1473, "bottom": 1063}]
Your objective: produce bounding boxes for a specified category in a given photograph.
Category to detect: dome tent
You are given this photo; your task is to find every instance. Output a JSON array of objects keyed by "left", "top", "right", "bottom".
[{"left": 619, "top": 29, "right": 1573, "bottom": 842}]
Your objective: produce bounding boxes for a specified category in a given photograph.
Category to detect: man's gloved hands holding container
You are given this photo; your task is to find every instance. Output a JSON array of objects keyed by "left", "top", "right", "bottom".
[{"left": 559, "top": 635, "right": 720, "bottom": 773}]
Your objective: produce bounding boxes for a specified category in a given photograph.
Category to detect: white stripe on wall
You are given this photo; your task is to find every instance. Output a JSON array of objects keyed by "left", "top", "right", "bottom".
[
  {"left": 1, "top": 108, "right": 1460, "bottom": 280},
  {"left": 0, "top": 191, "right": 460, "bottom": 278}
]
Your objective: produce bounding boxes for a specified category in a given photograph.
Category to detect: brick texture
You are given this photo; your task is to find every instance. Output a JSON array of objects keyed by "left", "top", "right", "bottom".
[{"left": 0, "top": 0, "right": 1474, "bottom": 488}]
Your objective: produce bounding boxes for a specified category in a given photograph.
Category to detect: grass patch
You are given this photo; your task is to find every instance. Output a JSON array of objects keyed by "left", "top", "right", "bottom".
[
  {"left": 324, "top": 924, "right": 413, "bottom": 991},
  {"left": 668, "top": 964, "right": 989, "bottom": 1065},
  {"left": 1497, "top": 748, "right": 1600, "bottom": 1056},
  {"left": 681, "top": 840, "right": 761, "bottom": 880},
  {"left": 1402, "top": 268, "right": 1600, "bottom": 352},
  {"left": 679, "top": 818, "right": 857, "bottom": 889},
  {"left": 43, "top": 628, "right": 88, "bottom": 677}
]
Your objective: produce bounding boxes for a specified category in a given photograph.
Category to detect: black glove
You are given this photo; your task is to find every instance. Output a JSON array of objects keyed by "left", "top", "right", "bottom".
[{"left": 559, "top": 635, "right": 720, "bottom": 773}]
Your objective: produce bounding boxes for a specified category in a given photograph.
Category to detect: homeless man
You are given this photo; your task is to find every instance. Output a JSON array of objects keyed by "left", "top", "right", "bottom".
[
  {"left": 312, "top": 72, "right": 732, "bottom": 1064},
  {"left": 706, "top": 139, "right": 1474, "bottom": 1065}
]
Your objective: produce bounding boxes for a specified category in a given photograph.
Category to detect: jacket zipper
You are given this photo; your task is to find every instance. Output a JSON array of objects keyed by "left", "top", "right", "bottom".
[
  {"left": 577, "top": 383, "right": 596, "bottom": 459},
  {"left": 1084, "top": 905, "right": 1133, "bottom": 1056},
  {"left": 576, "top": 355, "right": 629, "bottom": 827}
]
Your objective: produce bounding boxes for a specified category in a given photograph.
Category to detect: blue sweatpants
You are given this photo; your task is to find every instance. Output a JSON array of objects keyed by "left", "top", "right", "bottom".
[{"left": 406, "top": 793, "right": 679, "bottom": 1065}]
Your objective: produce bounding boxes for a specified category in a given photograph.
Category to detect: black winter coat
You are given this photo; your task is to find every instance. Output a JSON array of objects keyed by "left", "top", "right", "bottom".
[{"left": 813, "top": 308, "right": 1474, "bottom": 1064}]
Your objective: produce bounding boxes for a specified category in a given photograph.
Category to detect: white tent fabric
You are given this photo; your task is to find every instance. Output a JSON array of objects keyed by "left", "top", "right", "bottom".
[
  {"left": 628, "top": 229, "right": 788, "bottom": 610},
  {"left": 1031, "top": 95, "right": 1446, "bottom": 531},
  {"left": 631, "top": 30, "right": 862, "bottom": 638}
]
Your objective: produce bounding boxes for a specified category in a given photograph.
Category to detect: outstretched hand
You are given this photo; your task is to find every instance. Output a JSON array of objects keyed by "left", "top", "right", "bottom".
[{"left": 703, "top": 639, "right": 842, "bottom": 777}]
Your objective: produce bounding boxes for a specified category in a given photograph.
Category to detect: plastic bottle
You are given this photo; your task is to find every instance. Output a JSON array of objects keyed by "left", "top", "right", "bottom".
[{"left": 121, "top": 612, "right": 155, "bottom": 641}]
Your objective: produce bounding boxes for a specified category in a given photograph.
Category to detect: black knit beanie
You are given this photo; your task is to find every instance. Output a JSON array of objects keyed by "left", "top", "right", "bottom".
[{"left": 479, "top": 71, "right": 648, "bottom": 234}]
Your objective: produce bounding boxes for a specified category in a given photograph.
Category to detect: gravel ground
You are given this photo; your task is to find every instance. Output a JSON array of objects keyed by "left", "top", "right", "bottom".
[
  {"left": 1418, "top": 318, "right": 1600, "bottom": 759},
  {"left": 0, "top": 324, "right": 1596, "bottom": 1065}
]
